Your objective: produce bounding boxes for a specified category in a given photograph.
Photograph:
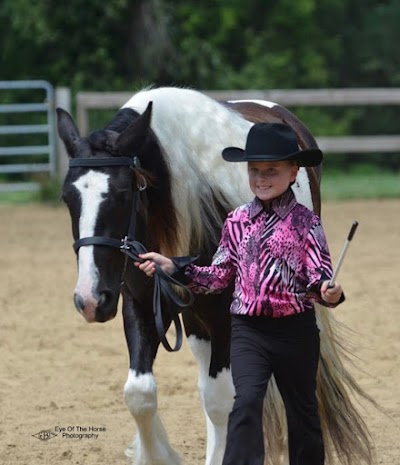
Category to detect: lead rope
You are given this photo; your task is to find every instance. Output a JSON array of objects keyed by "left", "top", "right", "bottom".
[
  {"left": 120, "top": 239, "right": 194, "bottom": 352},
  {"left": 120, "top": 167, "right": 194, "bottom": 352}
]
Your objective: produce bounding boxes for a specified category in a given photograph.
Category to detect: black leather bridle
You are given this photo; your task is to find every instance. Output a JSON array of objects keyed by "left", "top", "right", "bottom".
[{"left": 69, "top": 156, "right": 194, "bottom": 352}]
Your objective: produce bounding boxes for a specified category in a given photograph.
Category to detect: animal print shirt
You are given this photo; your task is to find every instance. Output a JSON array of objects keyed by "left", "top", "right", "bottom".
[{"left": 181, "top": 189, "right": 342, "bottom": 318}]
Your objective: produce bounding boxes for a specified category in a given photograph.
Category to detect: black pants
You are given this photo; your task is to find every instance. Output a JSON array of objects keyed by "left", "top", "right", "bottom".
[{"left": 222, "top": 310, "right": 324, "bottom": 465}]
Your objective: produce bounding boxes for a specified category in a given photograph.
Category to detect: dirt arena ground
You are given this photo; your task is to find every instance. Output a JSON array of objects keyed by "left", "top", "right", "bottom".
[{"left": 1, "top": 199, "right": 399, "bottom": 465}]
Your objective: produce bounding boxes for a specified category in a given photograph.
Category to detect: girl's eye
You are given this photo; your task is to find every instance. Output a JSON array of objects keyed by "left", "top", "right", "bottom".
[{"left": 249, "top": 169, "right": 277, "bottom": 177}]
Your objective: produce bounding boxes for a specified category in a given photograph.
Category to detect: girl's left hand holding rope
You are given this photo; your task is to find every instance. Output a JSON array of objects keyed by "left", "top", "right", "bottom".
[{"left": 134, "top": 252, "right": 175, "bottom": 277}]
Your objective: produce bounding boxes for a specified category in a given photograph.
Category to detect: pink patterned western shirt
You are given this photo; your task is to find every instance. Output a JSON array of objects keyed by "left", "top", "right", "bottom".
[{"left": 184, "top": 189, "right": 341, "bottom": 318}]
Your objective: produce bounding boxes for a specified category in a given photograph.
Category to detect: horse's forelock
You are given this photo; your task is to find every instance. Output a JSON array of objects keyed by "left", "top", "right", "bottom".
[
  {"left": 86, "top": 108, "right": 140, "bottom": 157},
  {"left": 106, "top": 108, "right": 138, "bottom": 133},
  {"left": 87, "top": 130, "right": 117, "bottom": 155}
]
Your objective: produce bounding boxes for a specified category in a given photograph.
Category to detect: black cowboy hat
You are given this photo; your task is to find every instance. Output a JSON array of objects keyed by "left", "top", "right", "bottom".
[{"left": 222, "top": 122, "right": 322, "bottom": 167}]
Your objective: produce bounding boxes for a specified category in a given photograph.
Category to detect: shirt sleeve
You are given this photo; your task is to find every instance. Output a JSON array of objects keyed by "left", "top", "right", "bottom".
[
  {"left": 184, "top": 217, "right": 237, "bottom": 294},
  {"left": 304, "top": 220, "right": 344, "bottom": 308}
]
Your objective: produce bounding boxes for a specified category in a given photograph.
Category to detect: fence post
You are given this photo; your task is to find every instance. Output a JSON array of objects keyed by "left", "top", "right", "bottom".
[{"left": 55, "top": 87, "right": 71, "bottom": 182}]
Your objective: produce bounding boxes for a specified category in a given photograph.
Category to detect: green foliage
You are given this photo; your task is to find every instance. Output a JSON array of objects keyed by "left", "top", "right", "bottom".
[
  {"left": 1, "top": 0, "right": 136, "bottom": 91},
  {"left": 352, "top": 1, "right": 400, "bottom": 86},
  {"left": 1, "top": 0, "right": 400, "bottom": 186},
  {"left": 2, "top": 0, "right": 399, "bottom": 90}
]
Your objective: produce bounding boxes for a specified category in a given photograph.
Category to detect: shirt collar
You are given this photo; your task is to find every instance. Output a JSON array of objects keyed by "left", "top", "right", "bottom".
[{"left": 249, "top": 188, "right": 297, "bottom": 220}]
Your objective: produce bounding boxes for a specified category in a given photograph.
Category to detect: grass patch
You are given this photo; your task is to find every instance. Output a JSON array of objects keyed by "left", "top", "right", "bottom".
[
  {"left": 0, "top": 178, "right": 62, "bottom": 205},
  {"left": 321, "top": 171, "right": 400, "bottom": 201},
  {"left": 0, "top": 190, "right": 40, "bottom": 204},
  {"left": 0, "top": 171, "right": 399, "bottom": 204}
]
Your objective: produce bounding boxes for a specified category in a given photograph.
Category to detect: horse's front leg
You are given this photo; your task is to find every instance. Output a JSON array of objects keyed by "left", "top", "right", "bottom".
[
  {"left": 122, "top": 295, "right": 181, "bottom": 465},
  {"left": 184, "top": 294, "right": 235, "bottom": 465}
]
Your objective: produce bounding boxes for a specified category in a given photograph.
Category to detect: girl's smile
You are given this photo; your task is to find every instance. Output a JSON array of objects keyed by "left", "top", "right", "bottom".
[{"left": 248, "top": 161, "right": 298, "bottom": 204}]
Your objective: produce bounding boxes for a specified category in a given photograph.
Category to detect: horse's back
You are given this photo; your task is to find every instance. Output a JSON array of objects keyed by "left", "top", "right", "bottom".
[{"left": 123, "top": 87, "right": 320, "bottom": 215}]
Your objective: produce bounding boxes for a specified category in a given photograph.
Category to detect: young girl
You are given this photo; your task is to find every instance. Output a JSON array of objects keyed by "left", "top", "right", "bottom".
[{"left": 135, "top": 122, "right": 344, "bottom": 465}]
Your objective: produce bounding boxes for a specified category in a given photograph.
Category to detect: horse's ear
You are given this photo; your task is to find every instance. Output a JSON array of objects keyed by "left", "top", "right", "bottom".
[
  {"left": 115, "top": 101, "right": 153, "bottom": 156},
  {"left": 56, "top": 108, "right": 81, "bottom": 158}
]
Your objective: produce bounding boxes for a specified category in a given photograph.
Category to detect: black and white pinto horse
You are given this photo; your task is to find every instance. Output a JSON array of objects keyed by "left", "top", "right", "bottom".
[{"left": 57, "top": 87, "right": 373, "bottom": 465}]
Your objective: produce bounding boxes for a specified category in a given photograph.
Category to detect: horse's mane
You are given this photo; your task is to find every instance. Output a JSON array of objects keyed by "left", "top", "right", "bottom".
[{"left": 122, "top": 87, "right": 254, "bottom": 256}]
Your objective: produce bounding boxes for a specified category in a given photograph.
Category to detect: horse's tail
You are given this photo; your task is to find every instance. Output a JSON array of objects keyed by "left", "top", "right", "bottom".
[
  {"left": 316, "top": 306, "right": 378, "bottom": 464},
  {"left": 263, "top": 305, "right": 379, "bottom": 465},
  {"left": 263, "top": 377, "right": 287, "bottom": 465}
]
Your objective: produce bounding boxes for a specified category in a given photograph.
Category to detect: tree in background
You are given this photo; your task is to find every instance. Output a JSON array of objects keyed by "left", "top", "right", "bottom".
[
  {"left": 2, "top": 0, "right": 399, "bottom": 90},
  {"left": 1, "top": 0, "right": 399, "bottom": 170}
]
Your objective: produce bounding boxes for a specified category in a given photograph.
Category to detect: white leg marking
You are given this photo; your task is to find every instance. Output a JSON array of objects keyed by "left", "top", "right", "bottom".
[
  {"left": 124, "top": 370, "right": 181, "bottom": 465},
  {"left": 73, "top": 171, "right": 109, "bottom": 321},
  {"left": 188, "top": 336, "right": 235, "bottom": 465}
]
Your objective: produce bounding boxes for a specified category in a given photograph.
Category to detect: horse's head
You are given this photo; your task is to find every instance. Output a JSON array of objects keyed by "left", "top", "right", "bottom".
[{"left": 57, "top": 103, "right": 155, "bottom": 323}]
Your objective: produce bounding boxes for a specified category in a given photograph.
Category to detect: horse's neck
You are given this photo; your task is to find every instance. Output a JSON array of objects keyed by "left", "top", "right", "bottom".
[{"left": 291, "top": 168, "right": 315, "bottom": 212}]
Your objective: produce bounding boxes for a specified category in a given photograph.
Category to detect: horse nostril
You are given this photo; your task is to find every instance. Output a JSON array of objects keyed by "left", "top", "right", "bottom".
[
  {"left": 98, "top": 291, "right": 110, "bottom": 307},
  {"left": 96, "top": 290, "right": 117, "bottom": 322},
  {"left": 74, "top": 293, "right": 84, "bottom": 312},
  {"left": 97, "top": 290, "right": 115, "bottom": 314}
]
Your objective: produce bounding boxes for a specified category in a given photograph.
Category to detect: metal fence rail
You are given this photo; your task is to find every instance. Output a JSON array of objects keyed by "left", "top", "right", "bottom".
[
  {"left": 76, "top": 88, "right": 400, "bottom": 154},
  {"left": 0, "top": 80, "right": 56, "bottom": 192}
]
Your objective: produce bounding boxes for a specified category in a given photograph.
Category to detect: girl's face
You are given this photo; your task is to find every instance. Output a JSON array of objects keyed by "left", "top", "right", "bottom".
[{"left": 248, "top": 160, "right": 298, "bottom": 203}]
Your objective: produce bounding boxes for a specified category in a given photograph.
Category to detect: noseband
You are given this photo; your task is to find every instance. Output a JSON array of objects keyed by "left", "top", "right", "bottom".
[{"left": 69, "top": 156, "right": 194, "bottom": 352}]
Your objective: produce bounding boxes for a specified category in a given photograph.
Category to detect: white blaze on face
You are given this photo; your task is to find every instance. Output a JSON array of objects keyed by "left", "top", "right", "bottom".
[{"left": 73, "top": 171, "right": 110, "bottom": 316}]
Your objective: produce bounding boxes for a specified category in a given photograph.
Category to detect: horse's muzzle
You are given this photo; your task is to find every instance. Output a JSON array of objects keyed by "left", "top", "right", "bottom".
[{"left": 73, "top": 290, "right": 118, "bottom": 323}]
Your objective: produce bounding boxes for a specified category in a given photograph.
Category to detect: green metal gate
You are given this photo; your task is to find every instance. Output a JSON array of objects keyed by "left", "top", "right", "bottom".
[{"left": 0, "top": 80, "right": 56, "bottom": 192}]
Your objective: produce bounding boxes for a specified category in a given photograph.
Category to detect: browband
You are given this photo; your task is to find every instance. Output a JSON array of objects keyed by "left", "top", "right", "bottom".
[{"left": 69, "top": 157, "right": 137, "bottom": 168}]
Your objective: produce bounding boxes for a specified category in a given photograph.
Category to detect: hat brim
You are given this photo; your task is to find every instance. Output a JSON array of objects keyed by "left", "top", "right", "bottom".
[{"left": 222, "top": 147, "right": 322, "bottom": 167}]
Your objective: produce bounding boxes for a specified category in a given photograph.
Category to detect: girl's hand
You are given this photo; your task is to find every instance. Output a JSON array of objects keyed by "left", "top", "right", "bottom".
[
  {"left": 320, "top": 281, "right": 343, "bottom": 304},
  {"left": 134, "top": 252, "right": 175, "bottom": 277}
]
